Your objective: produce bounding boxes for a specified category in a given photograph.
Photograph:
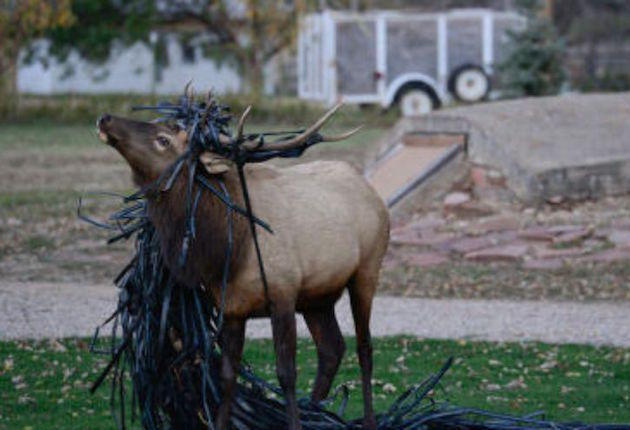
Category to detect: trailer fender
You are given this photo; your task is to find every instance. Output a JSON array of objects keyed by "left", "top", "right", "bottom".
[{"left": 384, "top": 73, "right": 443, "bottom": 108}]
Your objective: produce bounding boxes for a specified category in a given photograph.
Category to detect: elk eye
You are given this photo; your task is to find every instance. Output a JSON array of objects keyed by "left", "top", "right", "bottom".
[{"left": 155, "top": 136, "right": 170, "bottom": 149}]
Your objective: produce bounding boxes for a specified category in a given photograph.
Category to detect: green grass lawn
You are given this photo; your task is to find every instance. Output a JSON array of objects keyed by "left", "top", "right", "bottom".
[
  {"left": 1, "top": 337, "right": 629, "bottom": 429},
  {"left": 0, "top": 122, "right": 383, "bottom": 152},
  {"left": 0, "top": 123, "right": 99, "bottom": 150},
  {"left": 3, "top": 94, "right": 399, "bottom": 127}
]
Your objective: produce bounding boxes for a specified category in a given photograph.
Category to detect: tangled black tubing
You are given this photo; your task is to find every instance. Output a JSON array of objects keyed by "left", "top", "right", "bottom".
[{"left": 84, "top": 90, "right": 630, "bottom": 430}]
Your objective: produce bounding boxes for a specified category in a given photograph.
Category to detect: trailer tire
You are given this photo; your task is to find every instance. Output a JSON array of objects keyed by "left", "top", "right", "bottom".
[
  {"left": 449, "top": 65, "right": 490, "bottom": 103},
  {"left": 396, "top": 85, "right": 438, "bottom": 117}
]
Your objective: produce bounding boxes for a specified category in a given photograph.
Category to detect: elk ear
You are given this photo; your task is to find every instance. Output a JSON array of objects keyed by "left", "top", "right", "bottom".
[
  {"left": 173, "top": 129, "right": 188, "bottom": 153},
  {"left": 199, "top": 152, "right": 232, "bottom": 175}
]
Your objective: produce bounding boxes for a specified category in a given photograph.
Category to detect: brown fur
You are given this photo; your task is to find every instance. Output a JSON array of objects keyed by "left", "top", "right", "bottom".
[{"left": 147, "top": 166, "right": 251, "bottom": 291}]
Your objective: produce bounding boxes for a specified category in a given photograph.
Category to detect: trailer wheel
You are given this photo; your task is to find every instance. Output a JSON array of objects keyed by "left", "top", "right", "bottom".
[
  {"left": 449, "top": 66, "right": 490, "bottom": 103},
  {"left": 398, "top": 88, "right": 435, "bottom": 117}
]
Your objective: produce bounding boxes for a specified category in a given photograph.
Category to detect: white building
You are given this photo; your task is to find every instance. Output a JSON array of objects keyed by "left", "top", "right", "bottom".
[{"left": 17, "top": 33, "right": 286, "bottom": 95}]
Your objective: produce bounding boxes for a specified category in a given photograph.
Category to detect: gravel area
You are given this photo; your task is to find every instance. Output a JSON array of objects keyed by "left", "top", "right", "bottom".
[
  {"left": 0, "top": 282, "right": 115, "bottom": 340},
  {"left": 2, "top": 282, "right": 629, "bottom": 347}
]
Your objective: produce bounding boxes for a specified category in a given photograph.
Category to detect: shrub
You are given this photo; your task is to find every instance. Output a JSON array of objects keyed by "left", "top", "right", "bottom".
[{"left": 497, "top": 0, "right": 566, "bottom": 97}]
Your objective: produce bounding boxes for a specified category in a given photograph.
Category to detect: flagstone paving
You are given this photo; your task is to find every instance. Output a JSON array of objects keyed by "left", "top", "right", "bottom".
[
  {"left": 390, "top": 204, "right": 630, "bottom": 268},
  {"left": 382, "top": 166, "right": 630, "bottom": 301}
]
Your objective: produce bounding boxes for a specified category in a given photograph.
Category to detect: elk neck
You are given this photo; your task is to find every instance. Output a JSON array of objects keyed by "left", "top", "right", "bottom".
[{"left": 145, "top": 164, "right": 251, "bottom": 290}]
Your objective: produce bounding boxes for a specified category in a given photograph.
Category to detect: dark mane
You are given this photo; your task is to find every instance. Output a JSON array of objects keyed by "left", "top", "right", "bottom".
[{"left": 147, "top": 165, "right": 251, "bottom": 290}]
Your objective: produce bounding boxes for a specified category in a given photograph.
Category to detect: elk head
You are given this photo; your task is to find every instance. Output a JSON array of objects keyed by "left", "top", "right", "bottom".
[
  {"left": 97, "top": 114, "right": 188, "bottom": 187},
  {"left": 97, "top": 102, "right": 361, "bottom": 187}
]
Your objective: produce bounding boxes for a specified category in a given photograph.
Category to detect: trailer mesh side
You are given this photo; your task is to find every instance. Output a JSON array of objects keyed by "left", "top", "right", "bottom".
[
  {"left": 447, "top": 18, "right": 483, "bottom": 74},
  {"left": 386, "top": 19, "right": 438, "bottom": 86},
  {"left": 336, "top": 21, "right": 377, "bottom": 95}
]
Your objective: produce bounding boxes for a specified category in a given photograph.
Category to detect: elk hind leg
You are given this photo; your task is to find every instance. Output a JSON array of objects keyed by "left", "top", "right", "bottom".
[
  {"left": 303, "top": 305, "right": 346, "bottom": 402},
  {"left": 348, "top": 269, "right": 378, "bottom": 430}
]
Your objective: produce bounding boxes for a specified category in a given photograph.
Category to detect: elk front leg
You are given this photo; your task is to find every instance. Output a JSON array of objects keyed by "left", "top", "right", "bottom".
[
  {"left": 271, "top": 310, "right": 302, "bottom": 430},
  {"left": 216, "top": 318, "right": 246, "bottom": 430}
]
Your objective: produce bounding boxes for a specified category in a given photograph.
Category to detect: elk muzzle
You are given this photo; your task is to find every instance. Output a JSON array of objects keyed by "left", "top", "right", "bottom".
[{"left": 97, "top": 114, "right": 118, "bottom": 147}]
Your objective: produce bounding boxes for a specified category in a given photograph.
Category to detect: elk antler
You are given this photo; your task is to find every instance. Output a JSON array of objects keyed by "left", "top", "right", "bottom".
[
  {"left": 211, "top": 105, "right": 251, "bottom": 146},
  {"left": 238, "top": 103, "right": 360, "bottom": 151},
  {"left": 217, "top": 134, "right": 232, "bottom": 145},
  {"left": 318, "top": 125, "right": 363, "bottom": 142},
  {"left": 211, "top": 103, "right": 360, "bottom": 150},
  {"left": 236, "top": 105, "right": 252, "bottom": 142},
  {"left": 184, "top": 81, "right": 195, "bottom": 105}
]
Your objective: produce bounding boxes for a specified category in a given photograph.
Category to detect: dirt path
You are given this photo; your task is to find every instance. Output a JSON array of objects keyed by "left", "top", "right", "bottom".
[{"left": 2, "top": 282, "right": 629, "bottom": 347}]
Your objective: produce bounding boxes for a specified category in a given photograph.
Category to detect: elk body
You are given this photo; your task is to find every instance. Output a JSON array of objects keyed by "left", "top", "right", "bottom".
[{"left": 97, "top": 109, "right": 389, "bottom": 430}]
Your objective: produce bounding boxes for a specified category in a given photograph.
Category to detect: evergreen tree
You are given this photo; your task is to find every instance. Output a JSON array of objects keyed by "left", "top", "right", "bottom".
[{"left": 498, "top": 0, "right": 566, "bottom": 97}]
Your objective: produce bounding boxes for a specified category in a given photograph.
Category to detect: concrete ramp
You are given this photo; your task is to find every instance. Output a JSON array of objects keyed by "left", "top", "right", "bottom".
[
  {"left": 412, "top": 92, "right": 630, "bottom": 203},
  {"left": 367, "top": 92, "right": 630, "bottom": 207},
  {"left": 366, "top": 133, "right": 464, "bottom": 207}
]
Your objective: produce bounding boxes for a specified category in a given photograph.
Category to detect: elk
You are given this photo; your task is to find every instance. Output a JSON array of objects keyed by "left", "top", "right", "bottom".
[{"left": 97, "top": 105, "right": 389, "bottom": 430}]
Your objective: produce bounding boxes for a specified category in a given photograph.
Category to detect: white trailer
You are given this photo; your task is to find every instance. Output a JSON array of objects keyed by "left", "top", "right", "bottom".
[{"left": 298, "top": 8, "right": 524, "bottom": 116}]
